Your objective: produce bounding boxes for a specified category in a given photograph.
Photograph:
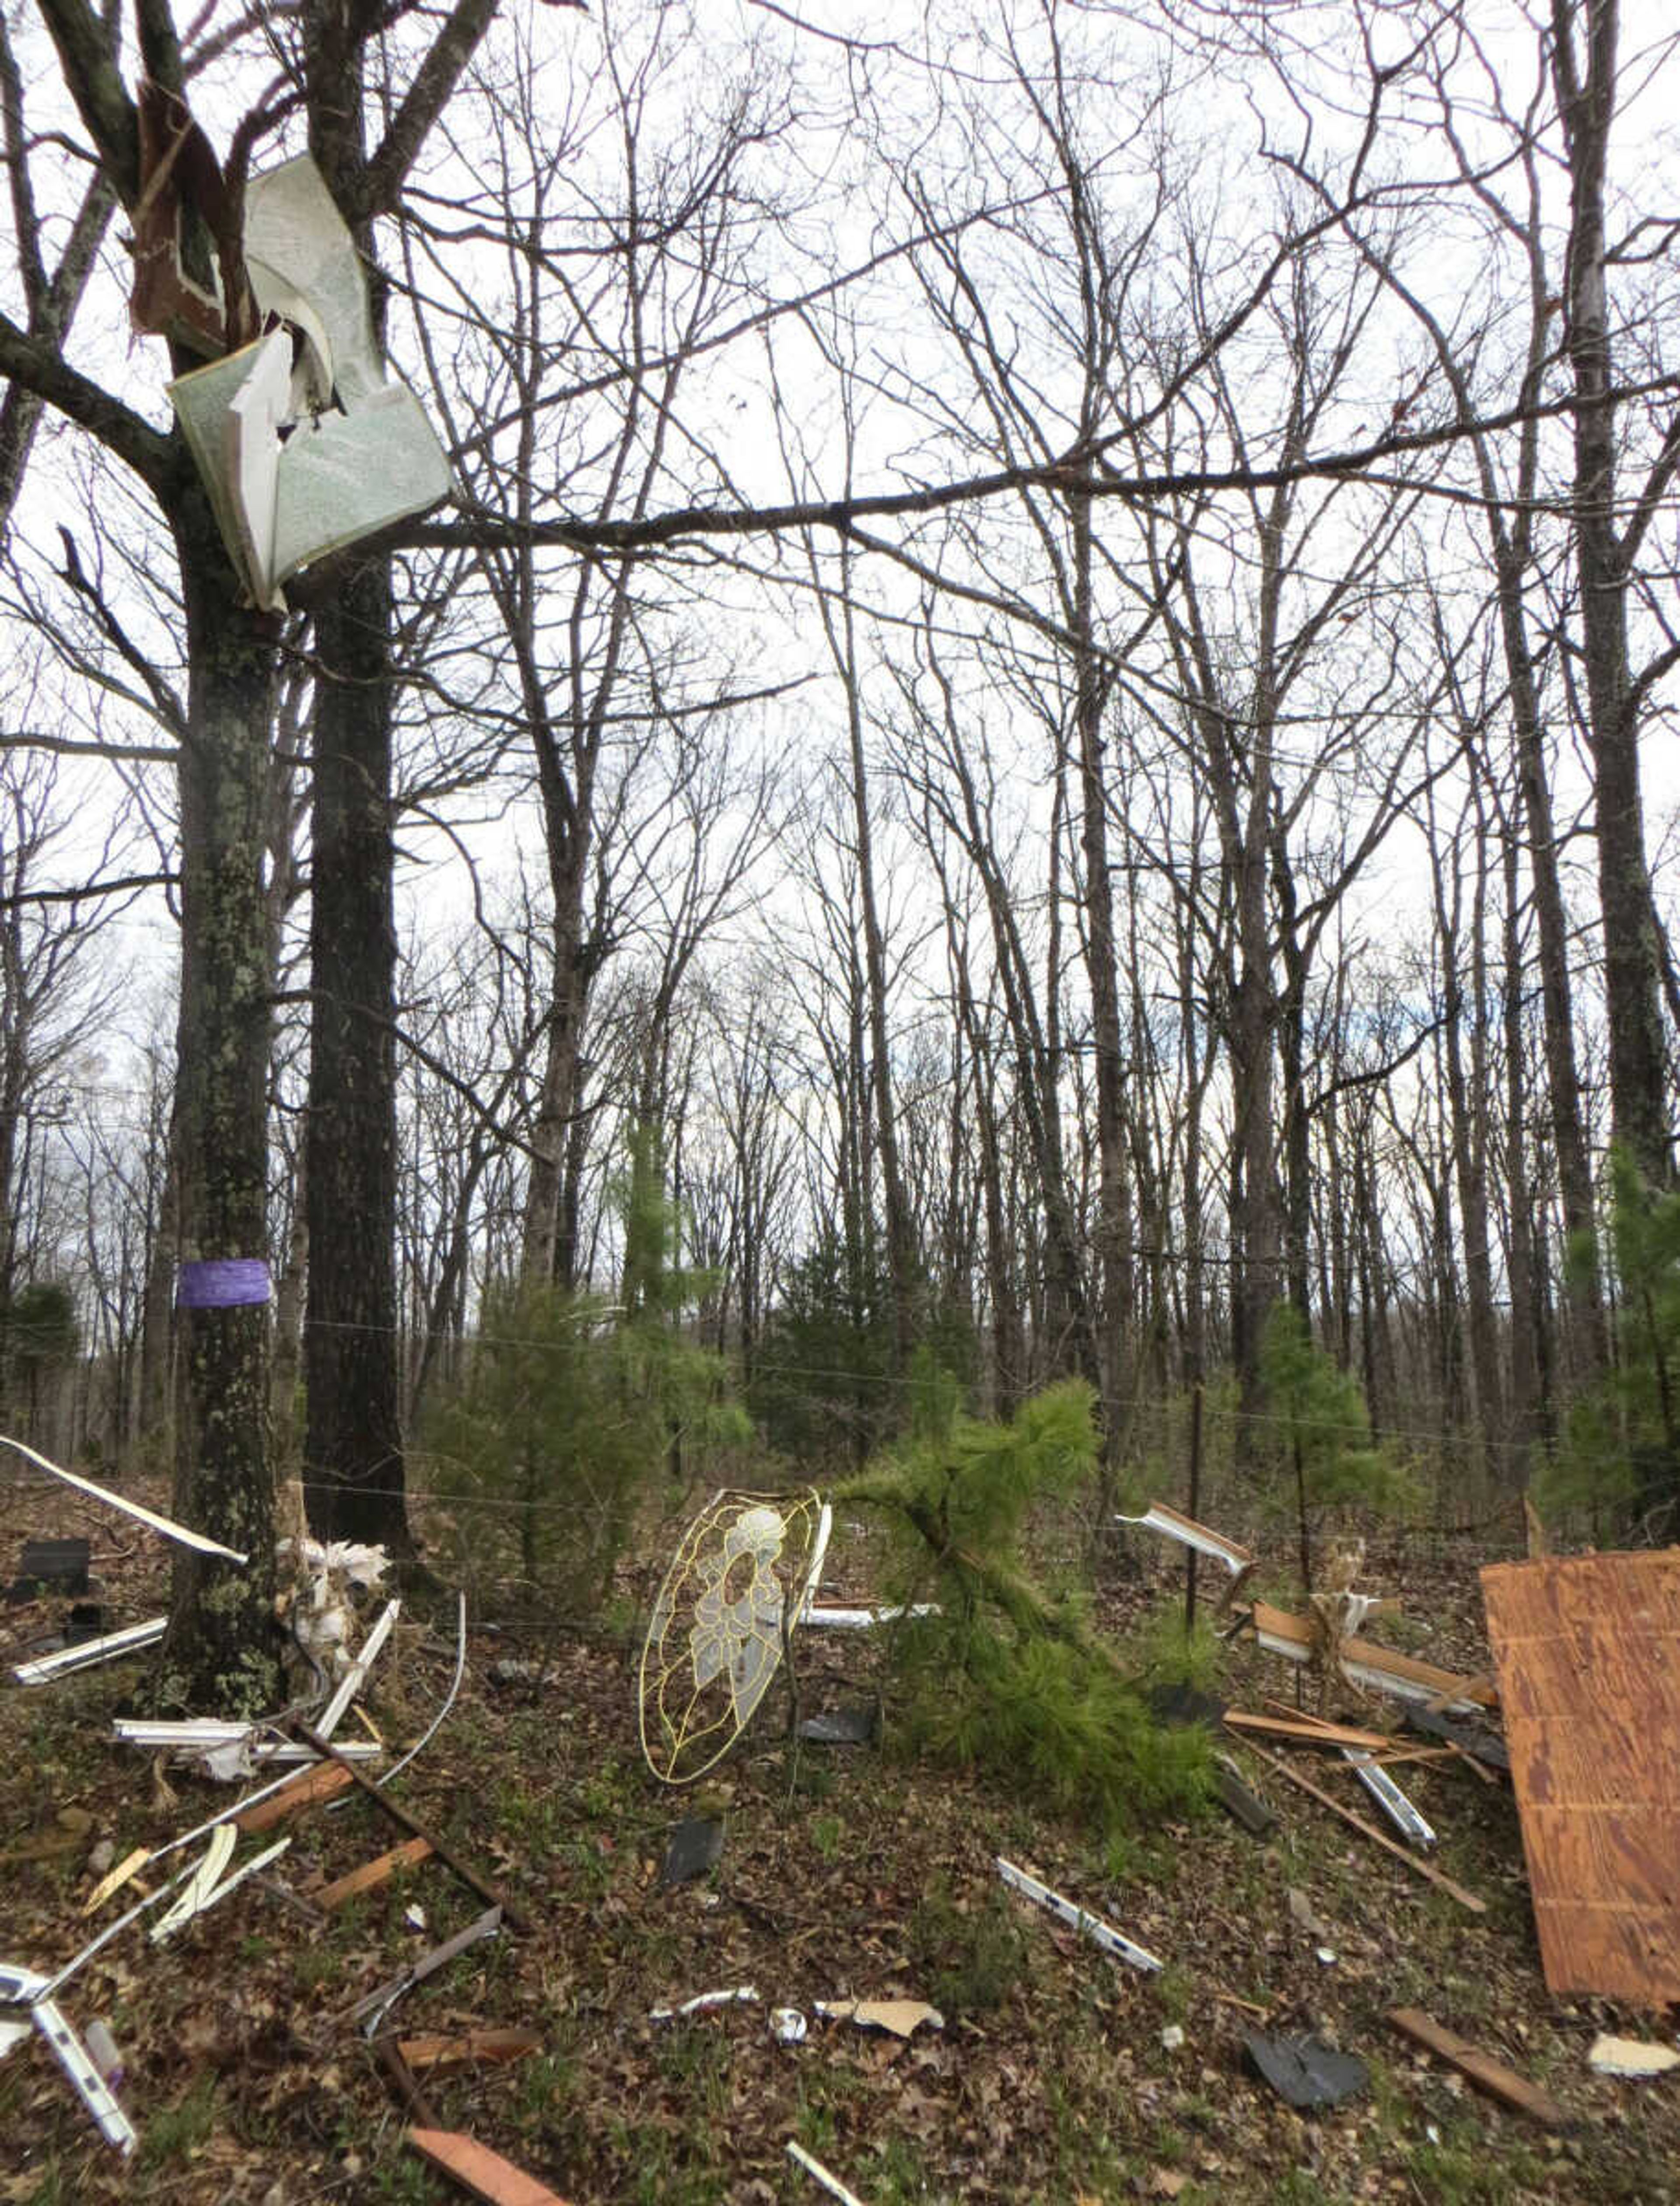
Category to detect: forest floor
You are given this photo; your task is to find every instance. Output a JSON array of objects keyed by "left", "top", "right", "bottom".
[{"left": 0, "top": 1470, "right": 1677, "bottom": 2206}]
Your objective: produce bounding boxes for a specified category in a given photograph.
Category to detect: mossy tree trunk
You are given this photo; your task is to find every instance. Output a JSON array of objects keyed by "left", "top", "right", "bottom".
[{"left": 158, "top": 495, "right": 283, "bottom": 1714}]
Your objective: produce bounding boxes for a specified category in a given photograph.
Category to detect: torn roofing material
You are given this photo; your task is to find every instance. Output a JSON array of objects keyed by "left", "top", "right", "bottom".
[
  {"left": 0, "top": 1434, "right": 247, "bottom": 1562},
  {"left": 1481, "top": 1549, "right": 1680, "bottom": 2004}
]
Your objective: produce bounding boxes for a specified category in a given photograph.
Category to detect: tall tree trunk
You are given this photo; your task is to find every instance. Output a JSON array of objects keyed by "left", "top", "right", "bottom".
[
  {"left": 1552, "top": 0, "right": 1673, "bottom": 1187},
  {"left": 301, "top": 9, "right": 409, "bottom": 1549},
  {"left": 1070, "top": 484, "right": 1132, "bottom": 1494},
  {"left": 304, "top": 551, "right": 409, "bottom": 1548},
  {"left": 158, "top": 517, "right": 281, "bottom": 1713}
]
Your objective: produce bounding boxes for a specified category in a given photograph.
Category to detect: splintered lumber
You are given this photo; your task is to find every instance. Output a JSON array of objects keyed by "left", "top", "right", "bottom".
[
  {"left": 235, "top": 1760, "right": 356, "bottom": 1833},
  {"left": 1248, "top": 1603, "right": 1498, "bottom": 1715},
  {"left": 1387, "top": 2006, "right": 1566, "bottom": 2126},
  {"left": 1225, "top": 1711, "right": 1395, "bottom": 1752},
  {"left": 1239, "top": 1740, "right": 1486, "bottom": 1913},
  {"left": 290, "top": 1721, "right": 530, "bottom": 1934},
  {"left": 399, "top": 2028, "right": 542, "bottom": 2073},
  {"left": 313, "top": 1835, "right": 434, "bottom": 1911},
  {"left": 374, "top": 2036, "right": 440, "bottom": 2129},
  {"left": 406, "top": 2127, "right": 574, "bottom": 2206},
  {"left": 1481, "top": 1551, "right": 1680, "bottom": 2003}
]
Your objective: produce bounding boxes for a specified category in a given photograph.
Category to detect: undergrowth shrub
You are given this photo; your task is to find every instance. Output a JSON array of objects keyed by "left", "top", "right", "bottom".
[
  {"left": 841, "top": 1376, "right": 1211, "bottom": 1835},
  {"left": 424, "top": 1279, "right": 746, "bottom": 1616}
]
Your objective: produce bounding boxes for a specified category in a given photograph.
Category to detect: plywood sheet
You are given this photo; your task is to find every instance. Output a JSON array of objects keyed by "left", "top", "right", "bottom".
[{"left": 1480, "top": 1551, "right": 1680, "bottom": 2003}]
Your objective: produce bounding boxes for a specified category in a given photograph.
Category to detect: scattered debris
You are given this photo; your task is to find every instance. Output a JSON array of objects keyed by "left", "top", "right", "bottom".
[
  {"left": 1343, "top": 1750, "right": 1437, "bottom": 1849},
  {"left": 639, "top": 1490, "right": 831, "bottom": 1784},
  {"left": 290, "top": 1720, "right": 531, "bottom": 1933},
  {"left": 1237, "top": 1740, "right": 1486, "bottom": 1913},
  {"left": 1482, "top": 1551, "right": 1680, "bottom": 2003},
  {"left": 1587, "top": 2034, "right": 1680, "bottom": 2080},
  {"left": 113, "top": 1716, "right": 382, "bottom": 1775},
  {"left": 1147, "top": 1681, "right": 1227, "bottom": 1730},
  {"left": 769, "top": 2007, "right": 808, "bottom": 2045},
  {"left": 996, "top": 1856, "right": 1162, "bottom": 1972},
  {"left": 1160, "top": 2024, "right": 1186, "bottom": 2052},
  {"left": 1115, "top": 1502, "right": 1255, "bottom": 1605},
  {"left": 146, "top": 1824, "right": 236, "bottom": 1942},
  {"left": 317, "top": 1597, "right": 400, "bottom": 1738},
  {"left": 1223, "top": 1709, "right": 1393, "bottom": 1752},
  {"left": 312, "top": 1835, "right": 434, "bottom": 1912},
  {"left": 1245, "top": 1600, "right": 1497, "bottom": 1716},
  {"left": 801, "top": 1603, "right": 940, "bottom": 1629},
  {"left": 786, "top": 2137, "right": 871, "bottom": 2206},
  {"left": 659, "top": 1816, "right": 725, "bottom": 1888},
  {"left": 161, "top": 154, "right": 454, "bottom": 613},
  {"left": 398, "top": 2029, "right": 542, "bottom": 2074},
  {"left": 352, "top": 1907, "right": 503, "bottom": 2037},
  {"left": 1287, "top": 1885, "right": 1337, "bottom": 1965},
  {"left": 1387, "top": 2006, "right": 1566, "bottom": 2125},
  {"left": 1401, "top": 1700, "right": 1510, "bottom": 1776},
  {"left": 405, "top": 2124, "right": 575, "bottom": 2205},
  {"left": 13, "top": 1616, "right": 167, "bottom": 1686},
  {"left": 0, "top": 1959, "right": 137, "bottom": 2153},
  {"left": 151, "top": 1836, "right": 292, "bottom": 1944},
  {"left": 1211, "top": 1754, "right": 1278, "bottom": 1837},
  {"left": 1242, "top": 2027, "right": 1368, "bottom": 2111},
  {"left": 7, "top": 1536, "right": 90, "bottom": 1600},
  {"left": 234, "top": 1759, "right": 356, "bottom": 1833},
  {"left": 816, "top": 1997, "right": 944, "bottom": 2038},
  {"left": 649, "top": 1985, "right": 761, "bottom": 2022},
  {"left": 797, "top": 1705, "right": 879, "bottom": 1745},
  {"left": 0, "top": 1434, "right": 247, "bottom": 1562}
]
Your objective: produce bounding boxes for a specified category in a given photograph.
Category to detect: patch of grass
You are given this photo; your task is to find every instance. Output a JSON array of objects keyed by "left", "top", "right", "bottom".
[
  {"left": 810, "top": 1812, "right": 844, "bottom": 1860},
  {"left": 141, "top": 2074, "right": 220, "bottom": 2167},
  {"left": 857, "top": 2130, "right": 933, "bottom": 2201},
  {"left": 907, "top": 1879, "right": 1031, "bottom": 2017}
]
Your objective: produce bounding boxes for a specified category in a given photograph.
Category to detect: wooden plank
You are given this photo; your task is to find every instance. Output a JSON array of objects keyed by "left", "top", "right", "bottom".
[
  {"left": 234, "top": 1760, "right": 354, "bottom": 1832},
  {"left": 406, "top": 2127, "right": 574, "bottom": 2206},
  {"left": 1386, "top": 2006, "right": 1566, "bottom": 2126},
  {"left": 399, "top": 2027, "right": 542, "bottom": 2073},
  {"left": 1225, "top": 1711, "right": 1395, "bottom": 1751},
  {"left": 313, "top": 1835, "right": 433, "bottom": 1911},
  {"left": 1481, "top": 1551, "right": 1680, "bottom": 2004},
  {"left": 1250, "top": 1603, "right": 1498, "bottom": 1711},
  {"left": 1239, "top": 1740, "right": 1486, "bottom": 1912},
  {"left": 290, "top": 1722, "right": 531, "bottom": 1933}
]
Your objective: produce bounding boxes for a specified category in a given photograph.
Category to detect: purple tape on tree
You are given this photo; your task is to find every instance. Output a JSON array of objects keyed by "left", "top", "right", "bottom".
[{"left": 175, "top": 1259, "right": 272, "bottom": 1310}]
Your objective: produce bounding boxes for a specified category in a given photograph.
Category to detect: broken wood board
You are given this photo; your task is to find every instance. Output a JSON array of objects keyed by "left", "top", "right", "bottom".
[
  {"left": 1239, "top": 1740, "right": 1486, "bottom": 1912},
  {"left": 312, "top": 1835, "right": 434, "bottom": 1911},
  {"left": 405, "top": 2127, "right": 574, "bottom": 2206},
  {"left": 1387, "top": 2006, "right": 1566, "bottom": 2125},
  {"left": 290, "top": 1721, "right": 531, "bottom": 1933},
  {"left": 1248, "top": 1602, "right": 1498, "bottom": 1714},
  {"left": 234, "top": 1759, "right": 355, "bottom": 1831},
  {"left": 398, "top": 2028, "right": 542, "bottom": 2074},
  {"left": 1225, "top": 1710, "right": 1396, "bottom": 1751},
  {"left": 1481, "top": 1551, "right": 1680, "bottom": 2003}
]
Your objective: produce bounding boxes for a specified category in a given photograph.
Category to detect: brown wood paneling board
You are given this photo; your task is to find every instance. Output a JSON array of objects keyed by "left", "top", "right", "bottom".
[{"left": 1480, "top": 1551, "right": 1680, "bottom": 2004}]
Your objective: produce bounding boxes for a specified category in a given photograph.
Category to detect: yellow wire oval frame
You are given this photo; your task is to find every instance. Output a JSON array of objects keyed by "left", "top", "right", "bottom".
[{"left": 638, "top": 1488, "right": 832, "bottom": 1786}]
